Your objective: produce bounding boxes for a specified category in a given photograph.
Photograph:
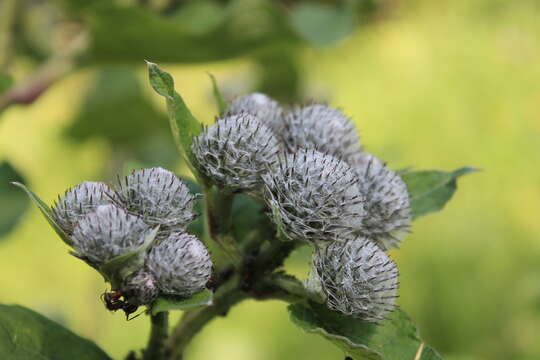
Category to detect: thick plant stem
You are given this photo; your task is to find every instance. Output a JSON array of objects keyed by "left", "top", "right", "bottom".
[
  {"left": 166, "top": 281, "right": 249, "bottom": 360},
  {"left": 143, "top": 312, "right": 169, "bottom": 360},
  {"left": 166, "top": 273, "right": 318, "bottom": 359}
]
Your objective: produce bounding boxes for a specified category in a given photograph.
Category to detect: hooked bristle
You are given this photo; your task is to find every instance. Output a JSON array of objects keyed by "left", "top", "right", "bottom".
[
  {"left": 282, "top": 104, "right": 362, "bottom": 164},
  {"left": 72, "top": 204, "right": 151, "bottom": 264},
  {"left": 51, "top": 181, "right": 114, "bottom": 235},
  {"left": 192, "top": 113, "right": 281, "bottom": 191},
  {"left": 261, "top": 149, "right": 366, "bottom": 243},
  {"left": 351, "top": 153, "right": 412, "bottom": 250},
  {"left": 146, "top": 231, "right": 212, "bottom": 297},
  {"left": 226, "top": 93, "right": 284, "bottom": 137},
  {"left": 314, "top": 236, "right": 399, "bottom": 322},
  {"left": 114, "top": 167, "right": 197, "bottom": 234}
]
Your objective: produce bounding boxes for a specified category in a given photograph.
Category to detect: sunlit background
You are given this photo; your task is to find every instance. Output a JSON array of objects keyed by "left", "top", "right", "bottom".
[{"left": 1, "top": 1, "right": 540, "bottom": 359}]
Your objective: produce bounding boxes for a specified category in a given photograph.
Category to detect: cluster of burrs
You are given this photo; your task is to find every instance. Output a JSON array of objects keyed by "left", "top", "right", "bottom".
[
  {"left": 192, "top": 93, "right": 411, "bottom": 322},
  {"left": 51, "top": 168, "right": 212, "bottom": 312}
]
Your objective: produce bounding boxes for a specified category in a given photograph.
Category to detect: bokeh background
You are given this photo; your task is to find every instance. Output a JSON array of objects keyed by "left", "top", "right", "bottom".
[{"left": 1, "top": 0, "right": 540, "bottom": 359}]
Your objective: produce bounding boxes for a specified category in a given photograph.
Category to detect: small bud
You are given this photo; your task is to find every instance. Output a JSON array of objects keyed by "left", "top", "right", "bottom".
[
  {"left": 282, "top": 104, "right": 362, "bottom": 164},
  {"left": 262, "top": 149, "right": 365, "bottom": 243},
  {"left": 72, "top": 204, "right": 151, "bottom": 265},
  {"left": 352, "top": 153, "right": 411, "bottom": 250},
  {"left": 122, "top": 269, "right": 159, "bottom": 306},
  {"left": 314, "top": 236, "right": 399, "bottom": 322},
  {"left": 115, "top": 167, "right": 197, "bottom": 233},
  {"left": 146, "top": 232, "right": 212, "bottom": 297},
  {"left": 227, "top": 93, "right": 284, "bottom": 137},
  {"left": 52, "top": 181, "right": 113, "bottom": 235},
  {"left": 192, "top": 113, "right": 280, "bottom": 191}
]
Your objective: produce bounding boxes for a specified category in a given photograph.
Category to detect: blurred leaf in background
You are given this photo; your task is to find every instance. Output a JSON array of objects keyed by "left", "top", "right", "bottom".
[
  {"left": 64, "top": 66, "right": 178, "bottom": 169},
  {"left": 0, "top": 161, "right": 28, "bottom": 238}
]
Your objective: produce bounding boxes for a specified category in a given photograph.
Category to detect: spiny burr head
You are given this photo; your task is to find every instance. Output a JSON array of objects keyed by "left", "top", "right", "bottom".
[
  {"left": 52, "top": 181, "right": 114, "bottom": 235},
  {"left": 226, "top": 93, "right": 284, "bottom": 137},
  {"left": 192, "top": 113, "right": 281, "bottom": 191},
  {"left": 261, "top": 149, "right": 366, "bottom": 243},
  {"left": 146, "top": 232, "right": 212, "bottom": 297},
  {"left": 352, "top": 153, "right": 411, "bottom": 250},
  {"left": 72, "top": 204, "right": 151, "bottom": 265},
  {"left": 115, "top": 167, "right": 197, "bottom": 233},
  {"left": 122, "top": 269, "right": 159, "bottom": 306},
  {"left": 314, "top": 236, "right": 399, "bottom": 322},
  {"left": 282, "top": 104, "right": 362, "bottom": 164}
]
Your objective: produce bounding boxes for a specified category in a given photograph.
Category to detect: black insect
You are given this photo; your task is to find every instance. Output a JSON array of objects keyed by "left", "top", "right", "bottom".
[{"left": 101, "top": 290, "right": 141, "bottom": 320}]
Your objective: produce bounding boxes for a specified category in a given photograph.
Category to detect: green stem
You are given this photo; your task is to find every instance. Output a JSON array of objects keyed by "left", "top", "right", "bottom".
[
  {"left": 203, "top": 186, "right": 241, "bottom": 266},
  {"left": 166, "top": 272, "right": 320, "bottom": 359},
  {"left": 166, "top": 278, "right": 249, "bottom": 360},
  {"left": 143, "top": 312, "right": 169, "bottom": 360}
]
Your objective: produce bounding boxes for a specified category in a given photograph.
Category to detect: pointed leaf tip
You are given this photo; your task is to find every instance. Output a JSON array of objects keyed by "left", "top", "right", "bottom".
[
  {"left": 147, "top": 62, "right": 174, "bottom": 99},
  {"left": 12, "top": 182, "right": 73, "bottom": 246},
  {"left": 401, "top": 166, "right": 476, "bottom": 219},
  {"left": 207, "top": 72, "right": 227, "bottom": 115}
]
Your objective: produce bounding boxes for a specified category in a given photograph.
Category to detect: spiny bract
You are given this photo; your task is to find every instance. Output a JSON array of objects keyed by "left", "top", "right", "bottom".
[
  {"left": 146, "top": 232, "right": 212, "bottom": 297},
  {"left": 262, "top": 149, "right": 365, "bottom": 243},
  {"left": 123, "top": 269, "right": 159, "bottom": 306},
  {"left": 72, "top": 204, "right": 151, "bottom": 265},
  {"left": 52, "top": 181, "right": 113, "bottom": 235},
  {"left": 226, "top": 93, "right": 284, "bottom": 137},
  {"left": 352, "top": 153, "right": 411, "bottom": 250},
  {"left": 282, "top": 104, "right": 362, "bottom": 164},
  {"left": 192, "top": 113, "right": 280, "bottom": 191},
  {"left": 115, "top": 167, "right": 197, "bottom": 233},
  {"left": 314, "top": 236, "right": 399, "bottom": 322}
]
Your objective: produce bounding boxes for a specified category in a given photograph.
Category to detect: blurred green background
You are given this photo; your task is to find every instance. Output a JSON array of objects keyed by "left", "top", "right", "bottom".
[{"left": 1, "top": 0, "right": 540, "bottom": 359}]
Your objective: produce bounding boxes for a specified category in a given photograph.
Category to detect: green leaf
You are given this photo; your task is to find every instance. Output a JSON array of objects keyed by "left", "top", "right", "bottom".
[
  {"left": 11, "top": 182, "right": 72, "bottom": 246},
  {"left": 401, "top": 167, "right": 477, "bottom": 219},
  {"left": 98, "top": 226, "right": 160, "bottom": 288},
  {"left": 0, "top": 304, "right": 111, "bottom": 360},
  {"left": 71, "top": 1, "right": 298, "bottom": 63},
  {"left": 151, "top": 289, "right": 213, "bottom": 315},
  {"left": 289, "top": 3, "right": 355, "bottom": 46},
  {"left": 147, "top": 61, "right": 174, "bottom": 99},
  {"left": 0, "top": 162, "right": 29, "bottom": 237},
  {"left": 288, "top": 303, "right": 442, "bottom": 360},
  {"left": 146, "top": 62, "right": 202, "bottom": 174},
  {"left": 208, "top": 73, "right": 227, "bottom": 116}
]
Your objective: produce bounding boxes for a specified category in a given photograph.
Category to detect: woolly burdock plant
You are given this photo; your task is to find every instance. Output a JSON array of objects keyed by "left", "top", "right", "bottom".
[
  {"left": 226, "top": 93, "right": 284, "bottom": 137},
  {"left": 314, "top": 236, "right": 399, "bottom": 322},
  {"left": 71, "top": 204, "right": 151, "bottom": 265},
  {"left": 262, "top": 149, "right": 365, "bottom": 243},
  {"left": 282, "top": 104, "right": 362, "bottom": 164},
  {"left": 51, "top": 181, "right": 114, "bottom": 235},
  {"left": 192, "top": 113, "right": 280, "bottom": 191},
  {"left": 353, "top": 153, "right": 412, "bottom": 250},
  {"left": 146, "top": 231, "right": 212, "bottom": 298},
  {"left": 115, "top": 167, "right": 197, "bottom": 233},
  {"left": 11, "top": 63, "right": 471, "bottom": 360}
]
